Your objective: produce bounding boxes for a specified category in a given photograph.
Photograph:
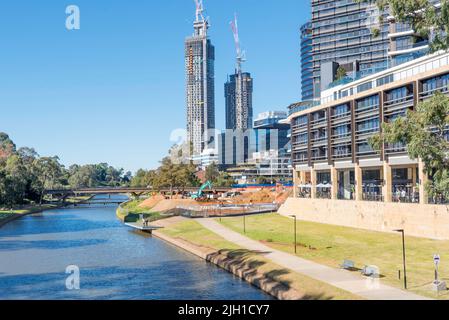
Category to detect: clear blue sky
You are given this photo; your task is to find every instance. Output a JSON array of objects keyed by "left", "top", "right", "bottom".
[{"left": 0, "top": 0, "right": 310, "bottom": 173}]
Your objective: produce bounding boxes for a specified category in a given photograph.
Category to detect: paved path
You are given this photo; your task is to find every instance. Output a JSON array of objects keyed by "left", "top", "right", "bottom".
[{"left": 197, "top": 218, "right": 429, "bottom": 300}]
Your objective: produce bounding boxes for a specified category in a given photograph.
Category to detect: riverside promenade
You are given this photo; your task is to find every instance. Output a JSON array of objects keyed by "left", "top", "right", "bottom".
[{"left": 197, "top": 218, "right": 429, "bottom": 300}]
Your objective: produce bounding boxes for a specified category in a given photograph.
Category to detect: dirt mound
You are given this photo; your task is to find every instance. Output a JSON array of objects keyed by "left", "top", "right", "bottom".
[
  {"left": 138, "top": 195, "right": 165, "bottom": 209},
  {"left": 232, "top": 189, "right": 275, "bottom": 204},
  {"left": 229, "top": 188, "right": 292, "bottom": 205},
  {"left": 151, "top": 199, "right": 198, "bottom": 213}
]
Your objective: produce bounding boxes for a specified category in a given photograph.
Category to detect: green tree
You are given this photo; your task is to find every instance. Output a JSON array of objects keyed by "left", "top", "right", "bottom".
[
  {"left": 32, "top": 156, "right": 66, "bottom": 204},
  {"left": 369, "top": 91, "right": 449, "bottom": 200},
  {"left": 359, "top": 0, "right": 449, "bottom": 52},
  {"left": 68, "top": 165, "right": 98, "bottom": 189},
  {"left": 336, "top": 66, "right": 347, "bottom": 81},
  {"left": 0, "top": 132, "right": 16, "bottom": 159},
  {"left": 131, "top": 169, "right": 156, "bottom": 187},
  {"left": 0, "top": 155, "right": 29, "bottom": 207},
  {"left": 205, "top": 163, "right": 219, "bottom": 182},
  {"left": 215, "top": 172, "right": 235, "bottom": 187}
]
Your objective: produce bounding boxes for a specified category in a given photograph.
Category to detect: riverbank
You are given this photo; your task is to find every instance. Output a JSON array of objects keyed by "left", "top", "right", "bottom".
[
  {"left": 150, "top": 217, "right": 359, "bottom": 300},
  {"left": 116, "top": 199, "right": 171, "bottom": 222},
  {"left": 0, "top": 196, "right": 92, "bottom": 228}
]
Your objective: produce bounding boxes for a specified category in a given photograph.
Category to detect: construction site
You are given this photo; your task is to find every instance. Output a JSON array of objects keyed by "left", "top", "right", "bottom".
[{"left": 130, "top": 185, "right": 292, "bottom": 218}]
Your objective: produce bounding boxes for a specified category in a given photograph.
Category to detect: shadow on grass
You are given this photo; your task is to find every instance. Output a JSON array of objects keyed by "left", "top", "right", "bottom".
[{"left": 206, "top": 249, "right": 336, "bottom": 300}]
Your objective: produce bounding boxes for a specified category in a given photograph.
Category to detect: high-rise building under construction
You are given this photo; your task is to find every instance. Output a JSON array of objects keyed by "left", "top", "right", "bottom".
[
  {"left": 224, "top": 15, "right": 253, "bottom": 131},
  {"left": 225, "top": 72, "right": 253, "bottom": 130},
  {"left": 185, "top": 1, "right": 215, "bottom": 155}
]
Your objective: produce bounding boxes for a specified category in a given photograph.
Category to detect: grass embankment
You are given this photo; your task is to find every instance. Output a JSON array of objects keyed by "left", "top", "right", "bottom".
[
  {"left": 219, "top": 213, "right": 449, "bottom": 299},
  {"left": 0, "top": 196, "right": 91, "bottom": 224},
  {"left": 116, "top": 199, "right": 166, "bottom": 223},
  {"left": 159, "top": 219, "right": 360, "bottom": 300},
  {"left": 0, "top": 204, "right": 57, "bottom": 221}
]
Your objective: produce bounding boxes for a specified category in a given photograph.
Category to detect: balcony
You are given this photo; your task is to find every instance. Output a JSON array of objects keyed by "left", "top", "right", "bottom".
[
  {"left": 420, "top": 85, "right": 449, "bottom": 100},
  {"left": 310, "top": 135, "right": 328, "bottom": 143},
  {"left": 388, "top": 41, "right": 429, "bottom": 56},
  {"left": 384, "top": 142, "right": 407, "bottom": 155}
]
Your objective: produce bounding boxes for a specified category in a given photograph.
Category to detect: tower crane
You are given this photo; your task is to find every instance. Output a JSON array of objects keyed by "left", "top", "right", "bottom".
[
  {"left": 194, "top": 0, "right": 205, "bottom": 22},
  {"left": 230, "top": 13, "right": 246, "bottom": 73}
]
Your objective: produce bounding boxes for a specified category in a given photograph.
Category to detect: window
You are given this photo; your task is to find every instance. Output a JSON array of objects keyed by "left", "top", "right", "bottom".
[
  {"left": 356, "top": 94, "right": 379, "bottom": 111},
  {"left": 333, "top": 104, "right": 350, "bottom": 117},
  {"left": 357, "top": 82, "right": 373, "bottom": 93},
  {"left": 377, "top": 74, "right": 393, "bottom": 87},
  {"left": 422, "top": 73, "right": 449, "bottom": 94}
]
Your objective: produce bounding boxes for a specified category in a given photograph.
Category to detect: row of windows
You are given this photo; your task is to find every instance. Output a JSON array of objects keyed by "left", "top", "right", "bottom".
[
  {"left": 422, "top": 73, "right": 449, "bottom": 93},
  {"left": 333, "top": 103, "right": 351, "bottom": 117},
  {"left": 356, "top": 95, "right": 379, "bottom": 110},
  {"left": 312, "top": 0, "right": 366, "bottom": 12},
  {"left": 313, "top": 10, "right": 381, "bottom": 28},
  {"left": 357, "top": 119, "right": 379, "bottom": 133},
  {"left": 385, "top": 86, "right": 412, "bottom": 102},
  {"left": 334, "top": 124, "right": 351, "bottom": 136}
]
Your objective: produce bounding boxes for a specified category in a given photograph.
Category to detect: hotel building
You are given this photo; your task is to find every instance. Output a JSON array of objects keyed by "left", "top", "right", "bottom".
[{"left": 288, "top": 51, "right": 449, "bottom": 205}]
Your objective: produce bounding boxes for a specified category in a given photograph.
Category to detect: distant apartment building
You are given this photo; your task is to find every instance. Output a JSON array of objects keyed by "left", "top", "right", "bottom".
[
  {"left": 219, "top": 111, "right": 291, "bottom": 181},
  {"left": 191, "top": 148, "right": 219, "bottom": 170},
  {"left": 185, "top": 6, "right": 215, "bottom": 155},
  {"left": 224, "top": 72, "right": 253, "bottom": 130},
  {"left": 288, "top": 51, "right": 449, "bottom": 205},
  {"left": 226, "top": 150, "right": 292, "bottom": 184}
]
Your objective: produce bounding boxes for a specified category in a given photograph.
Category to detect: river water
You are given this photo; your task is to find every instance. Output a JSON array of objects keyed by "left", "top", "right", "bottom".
[{"left": 0, "top": 195, "right": 271, "bottom": 300}]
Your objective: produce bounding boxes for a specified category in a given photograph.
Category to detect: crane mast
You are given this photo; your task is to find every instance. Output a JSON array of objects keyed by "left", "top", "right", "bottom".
[
  {"left": 230, "top": 13, "right": 248, "bottom": 129},
  {"left": 230, "top": 13, "right": 246, "bottom": 73},
  {"left": 194, "top": 0, "right": 205, "bottom": 22}
]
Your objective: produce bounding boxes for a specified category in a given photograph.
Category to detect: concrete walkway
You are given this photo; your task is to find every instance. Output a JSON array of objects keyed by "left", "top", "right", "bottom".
[{"left": 197, "top": 218, "right": 429, "bottom": 300}]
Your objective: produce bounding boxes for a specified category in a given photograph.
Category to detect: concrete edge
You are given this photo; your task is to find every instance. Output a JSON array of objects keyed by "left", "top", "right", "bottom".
[{"left": 153, "top": 230, "right": 305, "bottom": 300}]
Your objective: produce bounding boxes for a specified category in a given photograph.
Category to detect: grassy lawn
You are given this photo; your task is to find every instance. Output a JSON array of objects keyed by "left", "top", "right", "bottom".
[
  {"left": 117, "top": 199, "right": 166, "bottom": 223},
  {"left": 0, "top": 204, "right": 59, "bottom": 221},
  {"left": 218, "top": 213, "right": 449, "bottom": 299},
  {"left": 64, "top": 195, "right": 92, "bottom": 204},
  {"left": 159, "top": 219, "right": 360, "bottom": 300},
  {"left": 0, "top": 196, "right": 93, "bottom": 222}
]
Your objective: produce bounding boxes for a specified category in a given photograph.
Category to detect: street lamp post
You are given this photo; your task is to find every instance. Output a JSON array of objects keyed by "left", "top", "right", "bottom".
[
  {"left": 289, "top": 215, "right": 297, "bottom": 254},
  {"left": 243, "top": 214, "right": 246, "bottom": 234},
  {"left": 394, "top": 229, "right": 407, "bottom": 290}
]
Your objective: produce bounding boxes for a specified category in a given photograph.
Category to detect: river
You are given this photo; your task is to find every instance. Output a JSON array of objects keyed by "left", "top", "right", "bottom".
[{"left": 0, "top": 195, "right": 272, "bottom": 300}]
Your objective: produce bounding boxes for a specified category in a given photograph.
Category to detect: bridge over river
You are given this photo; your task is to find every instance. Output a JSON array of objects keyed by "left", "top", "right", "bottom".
[{"left": 45, "top": 187, "right": 233, "bottom": 200}]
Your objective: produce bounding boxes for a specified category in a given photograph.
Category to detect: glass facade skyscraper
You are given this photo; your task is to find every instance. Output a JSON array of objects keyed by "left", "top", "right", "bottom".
[
  {"left": 224, "top": 72, "right": 253, "bottom": 130},
  {"left": 301, "top": 21, "right": 313, "bottom": 101},
  {"left": 311, "top": 0, "right": 390, "bottom": 98}
]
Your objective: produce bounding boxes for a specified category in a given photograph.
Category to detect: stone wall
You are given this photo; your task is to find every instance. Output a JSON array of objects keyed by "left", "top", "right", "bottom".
[{"left": 279, "top": 198, "right": 449, "bottom": 240}]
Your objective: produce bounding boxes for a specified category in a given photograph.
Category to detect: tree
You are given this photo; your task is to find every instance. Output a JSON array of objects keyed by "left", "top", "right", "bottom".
[
  {"left": 0, "top": 155, "right": 28, "bottom": 207},
  {"left": 130, "top": 169, "right": 156, "bottom": 188},
  {"left": 215, "top": 172, "right": 235, "bottom": 187},
  {"left": 359, "top": 0, "right": 449, "bottom": 52},
  {"left": 336, "top": 66, "right": 347, "bottom": 81},
  {"left": 32, "top": 156, "right": 66, "bottom": 205},
  {"left": 369, "top": 91, "right": 449, "bottom": 200},
  {"left": 68, "top": 165, "right": 98, "bottom": 189},
  {"left": 0, "top": 132, "right": 16, "bottom": 159},
  {"left": 205, "top": 163, "right": 219, "bottom": 182}
]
